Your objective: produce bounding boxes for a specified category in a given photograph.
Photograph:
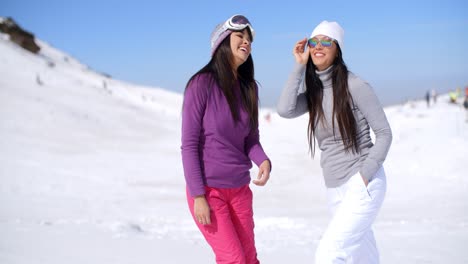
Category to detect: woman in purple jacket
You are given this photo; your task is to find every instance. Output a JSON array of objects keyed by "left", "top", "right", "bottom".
[{"left": 181, "top": 14, "right": 271, "bottom": 264}]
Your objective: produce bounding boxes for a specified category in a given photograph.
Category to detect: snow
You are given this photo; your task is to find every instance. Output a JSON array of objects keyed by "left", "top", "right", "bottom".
[{"left": 1, "top": 32, "right": 467, "bottom": 263}]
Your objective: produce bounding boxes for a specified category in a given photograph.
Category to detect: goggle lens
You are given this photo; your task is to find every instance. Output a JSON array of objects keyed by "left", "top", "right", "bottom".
[{"left": 231, "top": 15, "right": 250, "bottom": 25}]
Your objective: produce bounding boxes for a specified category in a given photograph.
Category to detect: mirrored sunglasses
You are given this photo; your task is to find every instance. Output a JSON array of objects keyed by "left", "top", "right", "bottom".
[{"left": 308, "top": 38, "right": 334, "bottom": 48}]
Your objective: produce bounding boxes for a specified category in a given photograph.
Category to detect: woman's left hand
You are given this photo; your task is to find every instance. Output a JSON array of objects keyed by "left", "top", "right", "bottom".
[
  {"left": 362, "top": 176, "right": 369, "bottom": 187},
  {"left": 253, "top": 160, "right": 271, "bottom": 186}
]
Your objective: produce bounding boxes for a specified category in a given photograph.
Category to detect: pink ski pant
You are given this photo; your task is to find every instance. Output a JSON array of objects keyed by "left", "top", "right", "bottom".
[{"left": 187, "top": 185, "right": 260, "bottom": 264}]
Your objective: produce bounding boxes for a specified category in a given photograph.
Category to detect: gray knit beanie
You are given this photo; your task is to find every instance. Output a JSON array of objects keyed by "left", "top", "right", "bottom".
[{"left": 210, "top": 23, "right": 232, "bottom": 56}]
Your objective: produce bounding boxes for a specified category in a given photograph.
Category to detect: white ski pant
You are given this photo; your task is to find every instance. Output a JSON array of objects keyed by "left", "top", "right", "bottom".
[{"left": 315, "top": 167, "right": 387, "bottom": 264}]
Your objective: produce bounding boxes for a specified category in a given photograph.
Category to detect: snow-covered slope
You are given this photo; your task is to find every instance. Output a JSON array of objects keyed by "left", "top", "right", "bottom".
[{"left": 1, "top": 32, "right": 467, "bottom": 264}]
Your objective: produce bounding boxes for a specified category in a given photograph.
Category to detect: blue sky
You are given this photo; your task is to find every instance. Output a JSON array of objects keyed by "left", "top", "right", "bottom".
[{"left": 3, "top": 0, "right": 467, "bottom": 107}]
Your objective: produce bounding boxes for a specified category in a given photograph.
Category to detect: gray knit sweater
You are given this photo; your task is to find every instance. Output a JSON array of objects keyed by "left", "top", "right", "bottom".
[{"left": 277, "top": 63, "right": 392, "bottom": 188}]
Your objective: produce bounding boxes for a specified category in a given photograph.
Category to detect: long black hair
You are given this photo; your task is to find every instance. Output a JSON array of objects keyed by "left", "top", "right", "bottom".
[
  {"left": 305, "top": 43, "right": 359, "bottom": 156},
  {"left": 184, "top": 28, "right": 258, "bottom": 128}
]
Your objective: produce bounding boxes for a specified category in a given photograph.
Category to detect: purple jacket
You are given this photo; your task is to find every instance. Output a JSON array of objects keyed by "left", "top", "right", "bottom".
[{"left": 181, "top": 73, "right": 269, "bottom": 197}]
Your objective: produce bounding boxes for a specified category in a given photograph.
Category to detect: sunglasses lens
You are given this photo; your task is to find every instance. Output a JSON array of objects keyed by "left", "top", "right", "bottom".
[
  {"left": 308, "top": 38, "right": 318, "bottom": 47},
  {"left": 308, "top": 38, "right": 333, "bottom": 48},
  {"left": 321, "top": 40, "right": 332, "bottom": 47}
]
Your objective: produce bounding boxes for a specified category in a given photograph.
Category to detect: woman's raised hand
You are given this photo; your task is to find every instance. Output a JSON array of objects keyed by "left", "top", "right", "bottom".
[{"left": 293, "top": 38, "right": 309, "bottom": 65}]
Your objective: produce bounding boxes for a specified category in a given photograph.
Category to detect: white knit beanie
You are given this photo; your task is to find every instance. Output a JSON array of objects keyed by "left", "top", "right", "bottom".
[{"left": 310, "top": 21, "right": 344, "bottom": 50}]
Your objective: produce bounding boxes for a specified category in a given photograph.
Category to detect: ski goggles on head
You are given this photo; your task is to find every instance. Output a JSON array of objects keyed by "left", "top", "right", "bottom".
[
  {"left": 227, "top": 15, "right": 254, "bottom": 32},
  {"left": 215, "top": 14, "right": 255, "bottom": 41},
  {"left": 307, "top": 37, "right": 335, "bottom": 48}
]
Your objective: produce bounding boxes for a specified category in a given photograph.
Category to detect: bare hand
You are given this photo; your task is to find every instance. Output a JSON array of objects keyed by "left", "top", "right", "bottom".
[
  {"left": 362, "top": 176, "right": 369, "bottom": 187},
  {"left": 194, "top": 196, "right": 211, "bottom": 225},
  {"left": 253, "top": 160, "right": 271, "bottom": 186},
  {"left": 293, "top": 38, "right": 309, "bottom": 65}
]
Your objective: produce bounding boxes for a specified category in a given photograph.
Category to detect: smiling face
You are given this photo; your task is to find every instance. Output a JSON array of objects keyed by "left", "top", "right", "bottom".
[
  {"left": 309, "top": 34, "right": 337, "bottom": 71},
  {"left": 230, "top": 28, "right": 252, "bottom": 69}
]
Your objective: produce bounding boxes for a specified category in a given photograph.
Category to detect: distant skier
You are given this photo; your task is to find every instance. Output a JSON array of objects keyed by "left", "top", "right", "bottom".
[
  {"left": 35, "top": 74, "right": 43, "bottom": 85},
  {"left": 431, "top": 89, "right": 437, "bottom": 104},
  {"left": 464, "top": 95, "right": 468, "bottom": 122},
  {"left": 264, "top": 112, "right": 271, "bottom": 123},
  {"left": 425, "top": 90, "right": 431, "bottom": 108}
]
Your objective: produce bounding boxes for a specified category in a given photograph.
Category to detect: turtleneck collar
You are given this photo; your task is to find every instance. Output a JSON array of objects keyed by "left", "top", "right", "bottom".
[{"left": 316, "top": 65, "right": 333, "bottom": 89}]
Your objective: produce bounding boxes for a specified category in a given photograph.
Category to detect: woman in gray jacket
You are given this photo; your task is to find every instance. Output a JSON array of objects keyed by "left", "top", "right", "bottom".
[{"left": 277, "top": 20, "right": 392, "bottom": 263}]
